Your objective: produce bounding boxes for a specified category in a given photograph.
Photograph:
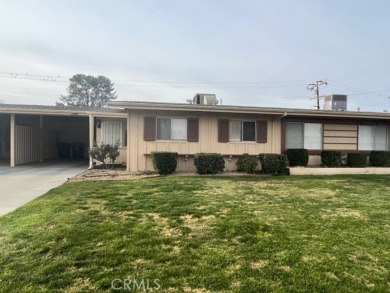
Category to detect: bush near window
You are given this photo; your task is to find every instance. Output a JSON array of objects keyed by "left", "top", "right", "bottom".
[
  {"left": 151, "top": 152, "right": 178, "bottom": 175},
  {"left": 259, "top": 153, "right": 289, "bottom": 175},
  {"left": 194, "top": 153, "right": 225, "bottom": 174},
  {"left": 88, "top": 142, "right": 120, "bottom": 169},
  {"left": 236, "top": 153, "right": 258, "bottom": 173},
  {"left": 286, "top": 149, "right": 309, "bottom": 167},
  {"left": 369, "top": 151, "right": 390, "bottom": 167},
  {"left": 321, "top": 151, "right": 342, "bottom": 167},
  {"left": 347, "top": 153, "right": 367, "bottom": 167}
]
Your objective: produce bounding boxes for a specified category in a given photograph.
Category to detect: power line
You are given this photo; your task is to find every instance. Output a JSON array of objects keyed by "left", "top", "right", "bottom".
[{"left": 307, "top": 80, "right": 327, "bottom": 110}]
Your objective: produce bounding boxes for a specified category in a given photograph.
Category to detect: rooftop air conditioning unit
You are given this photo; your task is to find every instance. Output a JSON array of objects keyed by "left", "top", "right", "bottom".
[
  {"left": 193, "top": 93, "right": 218, "bottom": 105},
  {"left": 323, "top": 94, "right": 347, "bottom": 111}
]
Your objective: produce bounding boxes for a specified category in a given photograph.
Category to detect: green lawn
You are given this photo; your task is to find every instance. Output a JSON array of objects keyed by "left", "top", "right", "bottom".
[{"left": 0, "top": 176, "right": 389, "bottom": 292}]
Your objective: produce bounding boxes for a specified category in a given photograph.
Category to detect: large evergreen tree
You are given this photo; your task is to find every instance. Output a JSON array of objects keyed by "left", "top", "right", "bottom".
[{"left": 57, "top": 74, "right": 117, "bottom": 107}]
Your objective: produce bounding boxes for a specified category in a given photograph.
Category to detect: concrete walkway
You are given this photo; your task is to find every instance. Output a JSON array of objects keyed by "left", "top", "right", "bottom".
[{"left": 0, "top": 161, "right": 87, "bottom": 216}]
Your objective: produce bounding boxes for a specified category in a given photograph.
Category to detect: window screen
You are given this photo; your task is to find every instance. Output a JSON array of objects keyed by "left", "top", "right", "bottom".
[
  {"left": 358, "top": 125, "right": 375, "bottom": 150},
  {"left": 375, "top": 126, "right": 387, "bottom": 150},
  {"left": 285, "top": 123, "right": 304, "bottom": 149},
  {"left": 157, "top": 118, "right": 171, "bottom": 140},
  {"left": 171, "top": 119, "right": 187, "bottom": 140},
  {"left": 243, "top": 121, "right": 256, "bottom": 141},
  {"left": 304, "top": 123, "right": 322, "bottom": 149},
  {"left": 229, "top": 120, "right": 241, "bottom": 142}
]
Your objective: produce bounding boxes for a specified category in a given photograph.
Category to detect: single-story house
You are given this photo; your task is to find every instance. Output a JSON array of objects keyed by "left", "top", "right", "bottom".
[{"left": 1, "top": 100, "right": 389, "bottom": 171}]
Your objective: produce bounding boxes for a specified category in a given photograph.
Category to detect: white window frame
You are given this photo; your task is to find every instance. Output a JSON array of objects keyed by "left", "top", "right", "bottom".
[
  {"left": 358, "top": 125, "right": 389, "bottom": 151},
  {"left": 156, "top": 118, "right": 187, "bottom": 141},
  {"left": 101, "top": 121, "right": 123, "bottom": 146},
  {"left": 285, "top": 122, "right": 323, "bottom": 150},
  {"left": 229, "top": 120, "right": 256, "bottom": 142}
]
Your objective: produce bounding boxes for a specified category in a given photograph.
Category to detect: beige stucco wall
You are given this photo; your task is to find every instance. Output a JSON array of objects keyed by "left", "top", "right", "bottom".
[{"left": 127, "top": 109, "right": 281, "bottom": 172}]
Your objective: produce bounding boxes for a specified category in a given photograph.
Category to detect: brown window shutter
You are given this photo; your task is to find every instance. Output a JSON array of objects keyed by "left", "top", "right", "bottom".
[
  {"left": 256, "top": 120, "right": 268, "bottom": 143},
  {"left": 144, "top": 116, "right": 156, "bottom": 141},
  {"left": 187, "top": 118, "right": 199, "bottom": 142},
  {"left": 218, "top": 119, "right": 229, "bottom": 142}
]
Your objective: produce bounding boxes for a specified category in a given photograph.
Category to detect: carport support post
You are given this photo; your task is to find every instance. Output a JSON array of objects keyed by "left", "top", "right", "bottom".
[
  {"left": 10, "top": 114, "right": 15, "bottom": 167},
  {"left": 89, "top": 115, "right": 94, "bottom": 169}
]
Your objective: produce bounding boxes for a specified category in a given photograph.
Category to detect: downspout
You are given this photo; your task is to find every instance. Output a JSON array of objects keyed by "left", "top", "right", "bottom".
[
  {"left": 276, "top": 112, "right": 288, "bottom": 120},
  {"left": 273, "top": 112, "right": 287, "bottom": 154}
]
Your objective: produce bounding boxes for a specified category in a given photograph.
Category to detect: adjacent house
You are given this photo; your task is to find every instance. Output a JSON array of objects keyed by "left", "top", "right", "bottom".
[{"left": 1, "top": 98, "right": 389, "bottom": 171}]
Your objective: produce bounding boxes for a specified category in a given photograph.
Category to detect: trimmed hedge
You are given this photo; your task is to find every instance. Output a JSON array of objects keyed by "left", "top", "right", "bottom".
[
  {"left": 286, "top": 149, "right": 309, "bottom": 167},
  {"left": 259, "top": 153, "right": 288, "bottom": 175},
  {"left": 194, "top": 153, "right": 225, "bottom": 174},
  {"left": 369, "top": 151, "right": 390, "bottom": 167},
  {"left": 236, "top": 154, "right": 258, "bottom": 173},
  {"left": 321, "top": 151, "right": 342, "bottom": 167},
  {"left": 151, "top": 151, "right": 178, "bottom": 175},
  {"left": 347, "top": 153, "right": 367, "bottom": 167}
]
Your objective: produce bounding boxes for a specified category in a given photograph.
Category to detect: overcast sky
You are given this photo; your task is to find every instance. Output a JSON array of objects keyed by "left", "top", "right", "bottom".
[{"left": 1, "top": 0, "right": 390, "bottom": 112}]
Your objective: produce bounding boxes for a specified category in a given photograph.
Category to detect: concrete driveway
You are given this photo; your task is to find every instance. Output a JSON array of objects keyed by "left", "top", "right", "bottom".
[{"left": 0, "top": 161, "right": 87, "bottom": 216}]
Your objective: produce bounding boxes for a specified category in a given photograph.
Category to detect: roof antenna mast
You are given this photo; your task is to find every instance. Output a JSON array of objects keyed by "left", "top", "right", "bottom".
[{"left": 307, "top": 80, "right": 327, "bottom": 110}]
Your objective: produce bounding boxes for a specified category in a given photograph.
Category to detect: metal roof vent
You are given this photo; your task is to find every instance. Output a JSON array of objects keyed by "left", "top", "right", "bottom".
[{"left": 323, "top": 94, "right": 347, "bottom": 111}]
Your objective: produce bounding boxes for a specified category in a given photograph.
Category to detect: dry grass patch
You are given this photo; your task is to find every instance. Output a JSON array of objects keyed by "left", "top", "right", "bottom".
[
  {"left": 321, "top": 208, "right": 366, "bottom": 220},
  {"left": 251, "top": 260, "right": 269, "bottom": 269}
]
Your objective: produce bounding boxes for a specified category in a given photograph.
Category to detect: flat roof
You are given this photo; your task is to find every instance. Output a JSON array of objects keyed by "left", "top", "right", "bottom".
[
  {"left": 108, "top": 100, "right": 390, "bottom": 120},
  {"left": 0, "top": 104, "right": 126, "bottom": 117}
]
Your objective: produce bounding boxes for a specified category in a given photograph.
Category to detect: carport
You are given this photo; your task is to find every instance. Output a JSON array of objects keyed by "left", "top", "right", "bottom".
[{"left": 0, "top": 104, "right": 127, "bottom": 168}]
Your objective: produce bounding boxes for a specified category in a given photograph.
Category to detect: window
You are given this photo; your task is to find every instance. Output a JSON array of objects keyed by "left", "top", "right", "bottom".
[
  {"left": 304, "top": 123, "right": 323, "bottom": 149},
  {"left": 358, "top": 125, "right": 389, "bottom": 150},
  {"left": 285, "top": 122, "right": 322, "bottom": 149},
  {"left": 229, "top": 120, "right": 256, "bottom": 142},
  {"left": 157, "top": 118, "right": 187, "bottom": 140},
  {"left": 101, "top": 122, "right": 123, "bottom": 145}
]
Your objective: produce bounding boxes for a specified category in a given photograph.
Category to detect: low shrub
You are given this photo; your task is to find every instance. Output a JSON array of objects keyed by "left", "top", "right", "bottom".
[
  {"left": 321, "top": 151, "right": 342, "bottom": 167},
  {"left": 151, "top": 152, "right": 178, "bottom": 175},
  {"left": 236, "top": 154, "right": 258, "bottom": 173},
  {"left": 286, "top": 149, "right": 309, "bottom": 167},
  {"left": 89, "top": 142, "right": 120, "bottom": 169},
  {"left": 194, "top": 153, "right": 225, "bottom": 174},
  {"left": 259, "top": 153, "right": 288, "bottom": 175},
  {"left": 347, "top": 153, "right": 367, "bottom": 167},
  {"left": 369, "top": 151, "right": 390, "bottom": 167}
]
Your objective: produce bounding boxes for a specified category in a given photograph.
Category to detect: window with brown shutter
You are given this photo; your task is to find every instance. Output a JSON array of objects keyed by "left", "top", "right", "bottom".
[
  {"left": 187, "top": 118, "right": 199, "bottom": 142},
  {"left": 144, "top": 116, "right": 156, "bottom": 141},
  {"left": 256, "top": 120, "right": 268, "bottom": 143},
  {"left": 218, "top": 119, "right": 229, "bottom": 142}
]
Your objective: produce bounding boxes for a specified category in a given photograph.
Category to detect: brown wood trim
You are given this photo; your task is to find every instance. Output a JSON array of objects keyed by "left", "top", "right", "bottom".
[
  {"left": 323, "top": 135, "right": 357, "bottom": 138},
  {"left": 256, "top": 120, "right": 268, "bottom": 143},
  {"left": 187, "top": 118, "right": 199, "bottom": 142},
  {"left": 281, "top": 120, "right": 286, "bottom": 153},
  {"left": 323, "top": 129, "right": 358, "bottom": 132},
  {"left": 357, "top": 126, "right": 359, "bottom": 150},
  {"left": 323, "top": 142, "right": 358, "bottom": 145},
  {"left": 218, "top": 119, "right": 229, "bottom": 143},
  {"left": 144, "top": 153, "right": 258, "bottom": 157},
  {"left": 144, "top": 116, "right": 156, "bottom": 141}
]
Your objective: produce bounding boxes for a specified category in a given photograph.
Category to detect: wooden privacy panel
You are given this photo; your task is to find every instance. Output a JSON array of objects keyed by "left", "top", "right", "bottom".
[
  {"left": 256, "top": 120, "right": 268, "bottom": 143},
  {"left": 218, "top": 119, "right": 229, "bottom": 142},
  {"left": 187, "top": 118, "right": 199, "bottom": 142},
  {"left": 144, "top": 116, "right": 156, "bottom": 141}
]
